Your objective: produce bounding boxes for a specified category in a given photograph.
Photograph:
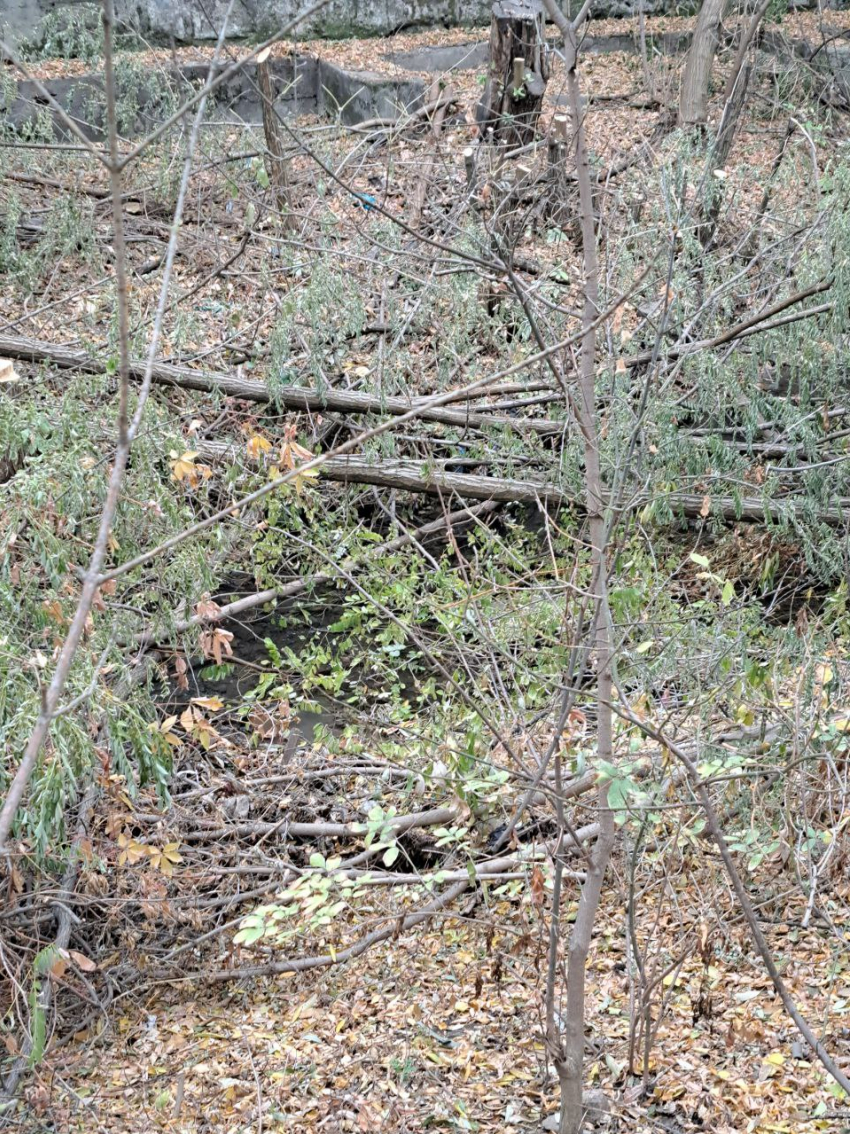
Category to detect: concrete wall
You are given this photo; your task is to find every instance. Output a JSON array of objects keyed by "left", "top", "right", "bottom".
[
  {"left": 4, "top": 0, "right": 844, "bottom": 52},
  {"left": 0, "top": 52, "right": 433, "bottom": 137},
  {"left": 114, "top": 0, "right": 495, "bottom": 43},
  {"left": 113, "top": 0, "right": 706, "bottom": 44},
  {"left": 1, "top": 0, "right": 63, "bottom": 46}
]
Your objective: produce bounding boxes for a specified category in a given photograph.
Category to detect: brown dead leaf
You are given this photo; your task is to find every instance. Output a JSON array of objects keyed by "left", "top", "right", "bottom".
[
  {"left": 69, "top": 949, "right": 97, "bottom": 972},
  {"left": 530, "top": 865, "right": 545, "bottom": 908},
  {"left": 195, "top": 595, "right": 222, "bottom": 621},
  {"left": 200, "top": 627, "right": 234, "bottom": 666}
]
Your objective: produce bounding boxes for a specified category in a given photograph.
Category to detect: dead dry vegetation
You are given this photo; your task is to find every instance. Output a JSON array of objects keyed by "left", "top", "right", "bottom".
[{"left": 4, "top": 2, "right": 850, "bottom": 1133}]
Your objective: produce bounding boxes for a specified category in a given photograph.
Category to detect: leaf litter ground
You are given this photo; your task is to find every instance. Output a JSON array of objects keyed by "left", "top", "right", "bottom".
[
  {"left": 5, "top": 15, "right": 850, "bottom": 1134},
  {"left": 18, "top": 706, "right": 850, "bottom": 1134}
]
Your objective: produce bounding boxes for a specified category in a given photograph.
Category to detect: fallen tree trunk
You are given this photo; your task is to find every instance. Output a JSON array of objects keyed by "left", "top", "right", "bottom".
[
  {"left": 199, "top": 443, "right": 850, "bottom": 527},
  {"left": 0, "top": 333, "right": 561, "bottom": 437},
  {"left": 0, "top": 278, "right": 826, "bottom": 436}
]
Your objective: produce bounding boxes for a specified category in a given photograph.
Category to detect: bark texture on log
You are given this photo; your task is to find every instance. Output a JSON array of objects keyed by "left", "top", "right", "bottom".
[
  {"left": 0, "top": 333, "right": 561, "bottom": 437},
  {"left": 198, "top": 444, "right": 850, "bottom": 527},
  {"left": 480, "top": 0, "right": 549, "bottom": 146},
  {"left": 256, "top": 52, "right": 292, "bottom": 226},
  {"left": 679, "top": 0, "right": 726, "bottom": 126}
]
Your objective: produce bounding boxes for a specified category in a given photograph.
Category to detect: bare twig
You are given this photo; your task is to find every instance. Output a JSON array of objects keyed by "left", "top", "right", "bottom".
[{"left": 0, "top": 0, "right": 233, "bottom": 859}]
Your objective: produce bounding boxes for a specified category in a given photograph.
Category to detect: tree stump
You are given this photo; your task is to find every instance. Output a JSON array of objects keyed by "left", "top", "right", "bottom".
[
  {"left": 678, "top": 0, "right": 726, "bottom": 127},
  {"left": 256, "top": 47, "right": 292, "bottom": 228},
  {"left": 478, "top": 0, "right": 549, "bottom": 148}
]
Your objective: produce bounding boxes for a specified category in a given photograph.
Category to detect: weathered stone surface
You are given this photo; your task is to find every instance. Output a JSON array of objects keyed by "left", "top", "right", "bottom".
[
  {"left": 0, "top": 56, "right": 320, "bottom": 138},
  {"left": 1, "top": 0, "right": 55, "bottom": 44},
  {"left": 0, "top": 52, "right": 429, "bottom": 137},
  {"left": 318, "top": 59, "right": 424, "bottom": 123},
  {"left": 383, "top": 41, "right": 490, "bottom": 72},
  {"left": 4, "top": 74, "right": 106, "bottom": 138},
  {"left": 4, "top": 0, "right": 848, "bottom": 47},
  {"left": 207, "top": 56, "right": 320, "bottom": 121},
  {"left": 114, "top": 0, "right": 494, "bottom": 43},
  {"left": 113, "top": 0, "right": 694, "bottom": 44}
]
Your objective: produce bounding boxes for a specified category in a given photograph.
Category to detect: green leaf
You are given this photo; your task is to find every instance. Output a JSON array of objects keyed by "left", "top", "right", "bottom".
[
  {"left": 234, "top": 923, "right": 265, "bottom": 946},
  {"left": 309, "top": 852, "right": 326, "bottom": 869},
  {"left": 28, "top": 981, "right": 45, "bottom": 1067},
  {"left": 383, "top": 845, "right": 399, "bottom": 867},
  {"left": 689, "top": 552, "right": 711, "bottom": 569},
  {"left": 721, "top": 579, "right": 735, "bottom": 605},
  {"left": 263, "top": 637, "right": 282, "bottom": 667},
  {"left": 595, "top": 761, "right": 619, "bottom": 783},
  {"left": 32, "top": 945, "right": 60, "bottom": 977},
  {"left": 328, "top": 610, "right": 361, "bottom": 633}
]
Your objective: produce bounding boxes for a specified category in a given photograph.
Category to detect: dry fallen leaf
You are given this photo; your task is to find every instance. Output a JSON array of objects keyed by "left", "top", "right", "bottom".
[
  {"left": 201, "top": 627, "right": 234, "bottom": 666},
  {"left": 0, "top": 358, "right": 19, "bottom": 383},
  {"left": 69, "top": 949, "right": 98, "bottom": 972}
]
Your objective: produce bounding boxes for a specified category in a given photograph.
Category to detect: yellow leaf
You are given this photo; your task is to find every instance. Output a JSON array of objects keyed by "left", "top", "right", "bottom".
[
  {"left": 246, "top": 434, "right": 272, "bottom": 460},
  {"left": 170, "top": 450, "right": 211, "bottom": 488},
  {"left": 192, "top": 696, "right": 224, "bottom": 712},
  {"left": 764, "top": 1051, "right": 785, "bottom": 1066},
  {"left": 293, "top": 467, "right": 320, "bottom": 495},
  {"left": 280, "top": 440, "right": 315, "bottom": 470},
  {"left": 150, "top": 842, "right": 182, "bottom": 877},
  {"left": 117, "top": 834, "right": 151, "bottom": 866}
]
